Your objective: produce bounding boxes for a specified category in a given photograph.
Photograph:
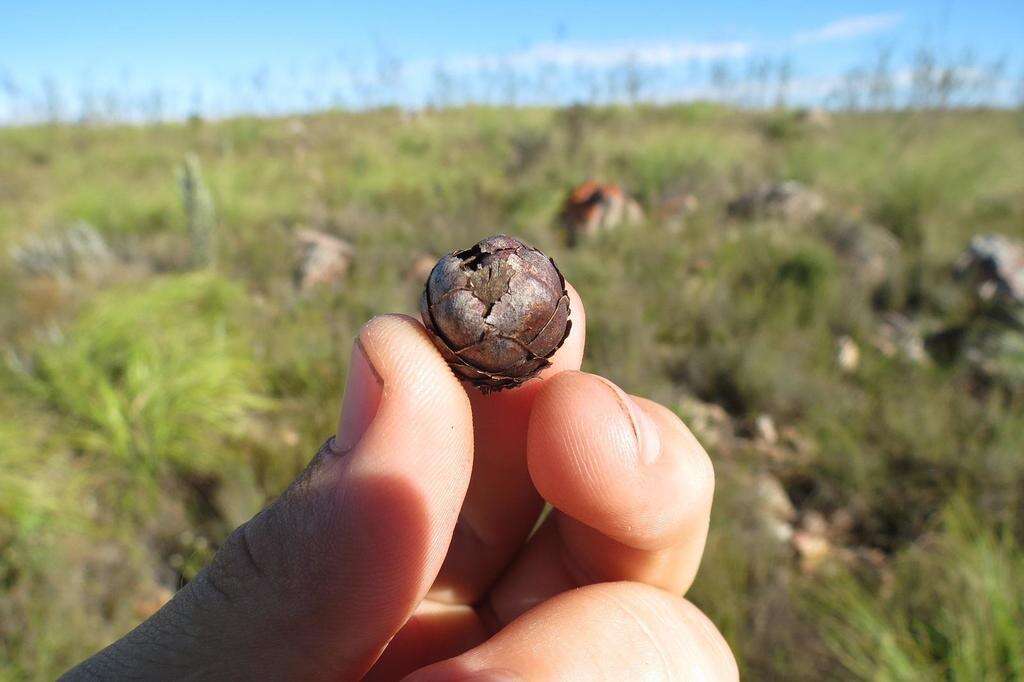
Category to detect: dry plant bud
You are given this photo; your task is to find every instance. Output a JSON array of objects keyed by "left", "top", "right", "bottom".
[{"left": 420, "top": 234, "right": 571, "bottom": 393}]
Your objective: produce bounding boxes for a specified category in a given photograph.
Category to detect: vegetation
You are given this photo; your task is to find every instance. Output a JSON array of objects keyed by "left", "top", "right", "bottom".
[{"left": 1, "top": 104, "right": 1023, "bottom": 680}]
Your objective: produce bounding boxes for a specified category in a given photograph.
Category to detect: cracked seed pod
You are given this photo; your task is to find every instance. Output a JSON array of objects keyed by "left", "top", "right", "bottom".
[{"left": 420, "top": 235, "right": 571, "bottom": 393}]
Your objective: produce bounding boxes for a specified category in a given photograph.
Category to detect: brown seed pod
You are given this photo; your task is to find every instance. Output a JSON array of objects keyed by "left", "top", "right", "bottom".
[{"left": 420, "top": 234, "right": 571, "bottom": 393}]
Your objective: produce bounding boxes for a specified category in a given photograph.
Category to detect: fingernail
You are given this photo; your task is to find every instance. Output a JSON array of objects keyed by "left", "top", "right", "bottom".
[
  {"left": 335, "top": 340, "right": 383, "bottom": 453},
  {"left": 628, "top": 396, "right": 662, "bottom": 465},
  {"left": 597, "top": 377, "right": 662, "bottom": 465}
]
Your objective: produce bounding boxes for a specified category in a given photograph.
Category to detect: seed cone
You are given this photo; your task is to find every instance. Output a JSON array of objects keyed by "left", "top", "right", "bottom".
[{"left": 420, "top": 235, "right": 571, "bottom": 393}]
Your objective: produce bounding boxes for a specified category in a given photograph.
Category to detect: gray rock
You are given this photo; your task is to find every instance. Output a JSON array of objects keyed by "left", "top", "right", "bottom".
[
  {"left": 922, "top": 235, "right": 1024, "bottom": 384},
  {"left": 963, "top": 323, "right": 1024, "bottom": 388},
  {"left": 294, "top": 229, "right": 354, "bottom": 291},
  {"left": 955, "top": 234, "right": 1024, "bottom": 308},
  {"left": 727, "top": 181, "right": 826, "bottom": 224},
  {"left": 677, "top": 393, "right": 734, "bottom": 450},
  {"left": 875, "top": 312, "right": 928, "bottom": 364}
]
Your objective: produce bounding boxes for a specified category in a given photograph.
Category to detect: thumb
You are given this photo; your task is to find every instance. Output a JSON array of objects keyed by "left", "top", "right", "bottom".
[{"left": 65, "top": 315, "right": 474, "bottom": 681}]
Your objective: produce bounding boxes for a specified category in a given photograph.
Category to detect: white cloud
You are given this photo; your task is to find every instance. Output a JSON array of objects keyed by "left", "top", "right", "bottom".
[
  {"left": 793, "top": 13, "right": 904, "bottom": 45},
  {"left": 422, "top": 14, "right": 905, "bottom": 77},
  {"left": 439, "top": 39, "right": 752, "bottom": 73}
]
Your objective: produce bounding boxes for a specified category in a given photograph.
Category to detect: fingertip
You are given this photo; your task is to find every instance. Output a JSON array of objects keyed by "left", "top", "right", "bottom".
[
  {"left": 339, "top": 314, "right": 473, "bottom": 461},
  {"left": 674, "top": 597, "right": 740, "bottom": 681},
  {"left": 356, "top": 314, "right": 469, "bottom": 411},
  {"left": 606, "top": 584, "right": 738, "bottom": 681},
  {"left": 528, "top": 370, "right": 655, "bottom": 478},
  {"left": 336, "top": 338, "right": 384, "bottom": 453},
  {"left": 526, "top": 371, "right": 643, "bottom": 516},
  {"left": 527, "top": 373, "right": 713, "bottom": 552},
  {"left": 633, "top": 396, "right": 715, "bottom": 506}
]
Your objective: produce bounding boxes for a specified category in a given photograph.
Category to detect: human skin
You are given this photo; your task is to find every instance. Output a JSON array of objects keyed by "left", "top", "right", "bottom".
[{"left": 63, "top": 285, "right": 737, "bottom": 681}]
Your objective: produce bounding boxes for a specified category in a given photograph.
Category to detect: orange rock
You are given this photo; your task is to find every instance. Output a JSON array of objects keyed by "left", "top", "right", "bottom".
[{"left": 559, "top": 181, "right": 644, "bottom": 246}]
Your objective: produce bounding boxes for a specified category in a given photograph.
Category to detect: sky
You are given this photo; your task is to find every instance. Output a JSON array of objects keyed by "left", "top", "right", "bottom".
[{"left": 1, "top": 1, "right": 1022, "bottom": 121}]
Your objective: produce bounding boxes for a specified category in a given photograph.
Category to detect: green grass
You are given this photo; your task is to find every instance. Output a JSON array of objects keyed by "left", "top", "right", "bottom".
[
  {"left": 1, "top": 104, "right": 1023, "bottom": 680},
  {"left": 13, "top": 273, "right": 266, "bottom": 482},
  {"left": 810, "top": 500, "right": 1024, "bottom": 680}
]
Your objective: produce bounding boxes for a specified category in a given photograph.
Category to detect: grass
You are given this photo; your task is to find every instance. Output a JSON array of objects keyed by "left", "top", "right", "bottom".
[
  {"left": 810, "top": 500, "right": 1024, "bottom": 680},
  {"left": 13, "top": 273, "right": 266, "bottom": 482},
  {"left": 1, "top": 104, "right": 1023, "bottom": 680}
]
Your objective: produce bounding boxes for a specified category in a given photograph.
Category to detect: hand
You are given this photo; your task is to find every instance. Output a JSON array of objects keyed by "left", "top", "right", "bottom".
[{"left": 64, "top": 287, "right": 737, "bottom": 681}]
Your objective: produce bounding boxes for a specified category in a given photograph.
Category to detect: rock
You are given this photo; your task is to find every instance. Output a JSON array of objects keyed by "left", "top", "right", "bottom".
[
  {"left": 792, "top": 530, "right": 832, "bottom": 574},
  {"left": 927, "top": 235, "right": 1024, "bottom": 383},
  {"left": 754, "top": 473, "right": 796, "bottom": 523},
  {"left": 874, "top": 313, "right": 928, "bottom": 364},
  {"left": 800, "top": 510, "right": 829, "bottom": 536},
  {"left": 677, "top": 393, "right": 734, "bottom": 450},
  {"left": 765, "top": 518, "right": 795, "bottom": 544},
  {"left": 294, "top": 229, "right": 353, "bottom": 291},
  {"left": 795, "top": 107, "right": 833, "bottom": 129},
  {"left": 727, "top": 181, "right": 825, "bottom": 224},
  {"left": 836, "top": 335, "right": 860, "bottom": 373},
  {"left": 753, "top": 423, "right": 820, "bottom": 465},
  {"left": 10, "top": 221, "right": 116, "bottom": 281},
  {"left": 741, "top": 472, "right": 796, "bottom": 543},
  {"left": 962, "top": 323, "right": 1024, "bottom": 388},
  {"left": 955, "top": 234, "right": 1024, "bottom": 309},
  {"left": 560, "top": 181, "right": 644, "bottom": 246},
  {"left": 824, "top": 220, "right": 901, "bottom": 290},
  {"left": 792, "top": 511, "right": 833, "bottom": 573},
  {"left": 754, "top": 414, "right": 778, "bottom": 445}
]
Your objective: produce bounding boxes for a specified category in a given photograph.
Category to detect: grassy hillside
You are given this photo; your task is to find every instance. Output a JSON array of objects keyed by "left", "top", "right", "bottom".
[{"left": 2, "top": 104, "right": 1023, "bottom": 680}]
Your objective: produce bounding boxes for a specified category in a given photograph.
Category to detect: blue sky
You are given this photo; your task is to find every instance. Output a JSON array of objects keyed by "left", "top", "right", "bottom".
[{"left": 2, "top": 1, "right": 1022, "bottom": 120}]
